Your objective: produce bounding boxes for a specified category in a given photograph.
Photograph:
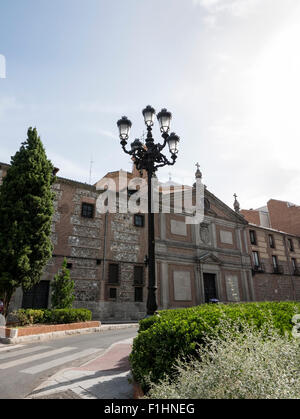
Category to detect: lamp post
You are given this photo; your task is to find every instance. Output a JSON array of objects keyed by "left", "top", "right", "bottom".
[{"left": 117, "top": 106, "right": 180, "bottom": 316}]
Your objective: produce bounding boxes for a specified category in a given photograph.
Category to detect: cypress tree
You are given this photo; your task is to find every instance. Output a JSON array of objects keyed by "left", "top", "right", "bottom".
[
  {"left": 51, "top": 258, "right": 75, "bottom": 309},
  {"left": 0, "top": 128, "right": 55, "bottom": 316}
]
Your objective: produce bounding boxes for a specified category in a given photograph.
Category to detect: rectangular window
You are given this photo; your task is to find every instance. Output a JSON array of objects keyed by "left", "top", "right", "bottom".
[
  {"left": 249, "top": 230, "right": 257, "bottom": 245},
  {"left": 108, "top": 264, "right": 119, "bottom": 284},
  {"left": 109, "top": 288, "right": 117, "bottom": 300},
  {"left": 81, "top": 203, "right": 95, "bottom": 219},
  {"left": 252, "top": 251, "right": 260, "bottom": 267},
  {"left": 288, "top": 238, "right": 294, "bottom": 252},
  {"left": 134, "top": 214, "right": 145, "bottom": 227},
  {"left": 292, "top": 258, "right": 297, "bottom": 271},
  {"left": 66, "top": 262, "right": 73, "bottom": 270},
  {"left": 134, "top": 287, "right": 143, "bottom": 302},
  {"left": 269, "top": 234, "right": 275, "bottom": 249},
  {"left": 272, "top": 255, "right": 278, "bottom": 269},
  {"left": 134, "top": 266, "right": 144, "bottom": 285}
]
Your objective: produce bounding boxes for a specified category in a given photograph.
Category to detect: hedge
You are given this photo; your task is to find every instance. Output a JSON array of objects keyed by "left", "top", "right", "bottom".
[
  {"left": 130, "top": 302, "right": 300, "bottom": 390},
  {"left": 13, "top": 308, "right": 92, "bottom": 326}
]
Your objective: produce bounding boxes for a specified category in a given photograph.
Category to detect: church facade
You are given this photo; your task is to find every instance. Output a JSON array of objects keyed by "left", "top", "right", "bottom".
[{"left": 1, "top": 161, "right": 299, "bottom": 321}]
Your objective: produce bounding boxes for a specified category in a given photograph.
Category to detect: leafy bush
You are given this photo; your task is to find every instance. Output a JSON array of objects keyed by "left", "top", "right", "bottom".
[
  {"left": 13, "top": 308, "right": 92, "bottom": 326},
  {"left": 51, "top": 258, "right": 75, "bottom": 309},
  {"left": 46, "top": 308, "right": 92, "bottom": 324},
  {"left": 145, "top": 320, "right": 300, "bottom": 399},
  {"left": 13, "top": 309, "right": 45, "bottom": 326},
  {"left": 130, "top": 302, "right": 300, "bottom": 390}
]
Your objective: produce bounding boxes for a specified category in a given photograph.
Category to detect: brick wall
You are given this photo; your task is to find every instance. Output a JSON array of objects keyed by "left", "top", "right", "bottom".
[
  {"left": 240, "top": 209, "right": 261, "bottom": 225},
  {"left": 267, "top": 199, "right": 300, "bottom": 236}
]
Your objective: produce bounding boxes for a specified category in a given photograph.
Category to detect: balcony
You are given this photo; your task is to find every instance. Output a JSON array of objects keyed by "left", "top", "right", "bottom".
[
  {"left": 273, "top": 265, "right": 284, "bottom": 275},
  {"left": 293, "top": 267, "right": 300, "bottom": 276},
  {"left": 252, "top": 263, "right": 265, "bottom": 275}
]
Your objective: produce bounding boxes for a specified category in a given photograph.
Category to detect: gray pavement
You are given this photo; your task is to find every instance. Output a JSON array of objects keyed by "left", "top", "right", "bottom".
[{"left": 0, "top": 327, "right": 138, "bottom": 399}]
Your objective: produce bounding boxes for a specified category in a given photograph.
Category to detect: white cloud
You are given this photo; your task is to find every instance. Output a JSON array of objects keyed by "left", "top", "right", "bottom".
[{"left": 194, "top": 0, "right": 263, "bottom": 18}]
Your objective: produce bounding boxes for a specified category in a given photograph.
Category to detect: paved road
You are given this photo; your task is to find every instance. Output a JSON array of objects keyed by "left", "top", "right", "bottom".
[{"left": 0, "top": 328, "right": 138, "bottom": 399}]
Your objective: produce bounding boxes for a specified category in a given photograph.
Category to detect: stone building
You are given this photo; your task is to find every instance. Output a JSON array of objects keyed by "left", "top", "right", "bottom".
[
  {"left": 240, "top": 200, "right": 300, "bottom": 302},
  {"left": 1, "top": 160, "right": 300, "bottom": 321}
]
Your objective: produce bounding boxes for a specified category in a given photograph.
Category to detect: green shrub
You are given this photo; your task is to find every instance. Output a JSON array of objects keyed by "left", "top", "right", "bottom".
[
  {"left": 51, "top": 258, "right": 75, "bottom": 309},
  {"left": 13, "top": 308, "right": 92, "bottom": 326},
  {"left": 145, "top": 320, "right": 300, "bottom": 399},
  {"left": 130, "top": 302, "right": 300, "bottom": 390},
  {"left": 12, "top": 309, "right": 45, "bottom": 326},
  {"left": 47, "top": 308, "right": 92, "bottom": 324}
]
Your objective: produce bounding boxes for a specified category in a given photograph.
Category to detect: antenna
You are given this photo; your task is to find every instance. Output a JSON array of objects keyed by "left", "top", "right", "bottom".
[{"left": 89, "top": 156, "right": 94, "bottom": 184}]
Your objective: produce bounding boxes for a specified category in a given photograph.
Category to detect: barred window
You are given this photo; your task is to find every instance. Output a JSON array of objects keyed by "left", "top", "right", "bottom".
[{"left": 81, "top": 203, "right": 95, "bottom": 219}]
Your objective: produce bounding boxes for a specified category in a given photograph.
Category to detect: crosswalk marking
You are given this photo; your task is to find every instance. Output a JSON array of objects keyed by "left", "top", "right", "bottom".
[
  {"left": 0, "top": 346, "right": 50, "bottom": 361},
  {"left": 21, "top": 348, "right": 101, "bottom": 375},
  {"left": 0, "top": 347, "right": 76, "bottom": 370},
  {"left": 0, "top": 344, "right": 24, "bottom": 353}
]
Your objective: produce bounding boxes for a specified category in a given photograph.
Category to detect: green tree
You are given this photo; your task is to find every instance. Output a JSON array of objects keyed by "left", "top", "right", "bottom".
[
  {"left": 51, "top": 259, "right": 75, "bottom": 309},
  {"left": 0, "top": 128, "right": 55, "bottom": 317}
]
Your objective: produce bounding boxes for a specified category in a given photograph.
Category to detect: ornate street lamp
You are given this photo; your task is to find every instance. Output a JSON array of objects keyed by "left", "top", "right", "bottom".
[{"left": 117, "top": 106, "right": 180, "bottom": 316}]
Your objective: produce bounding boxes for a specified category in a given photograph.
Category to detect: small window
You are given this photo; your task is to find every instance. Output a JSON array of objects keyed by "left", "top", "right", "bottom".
[
  {"left": 96, "top": 259, "right": 101, "bottom": 266},
  {"left": 249, "top": 230, "right": 257, "bottom": 245},
  {"left": 288, "top": 238, "right": 294, "bottom": 252},
  {"left": 108, "top": 264, "right": 119, "bottom": 284},
  {"left": 66, "top": 262, "right": 73, "bottom": 270},
  {"left": 135, "top": 287, "right": 143, "bottom": 302},
  {"left": 81, "top": 203, "right": 95, "bottom": 219},
  {"left": 109, "top": 288, "right": 117, "bottom": 300},
  {"left": 292, "top": 258, "right": 297, "bottom": 271},
  {"left": 134, "top": 266, "right": 144, "bottom": 285},
  {"left": 134, "top": 214, "right": 145, "bottom": 227},
  {"left": 269, "top": 234, "right": 275, "bottom": 249},
  {"left": 252, "top": 251, "right": 260, "bottom": 266}
]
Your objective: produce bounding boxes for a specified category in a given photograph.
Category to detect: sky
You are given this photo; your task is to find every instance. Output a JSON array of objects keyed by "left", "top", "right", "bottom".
[{"left": 1, "top": 0, "right": 300, "bottom": 210}]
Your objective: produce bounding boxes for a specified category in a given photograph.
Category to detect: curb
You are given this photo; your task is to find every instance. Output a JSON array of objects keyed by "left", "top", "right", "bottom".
[
  {"left": 99, "top": 324, "right": 139, "bottom": 332},
  {"left": 0, "top": 323, "right": 139, "bottom": 345}
]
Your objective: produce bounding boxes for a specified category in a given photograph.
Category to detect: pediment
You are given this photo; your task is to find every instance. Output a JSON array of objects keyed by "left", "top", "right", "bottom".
[
  {"left": 197, "top": 252, "right": 223, "bottom": 265},
  {"left": 204, "top": 189, "right": 248, "bottom": 225}
]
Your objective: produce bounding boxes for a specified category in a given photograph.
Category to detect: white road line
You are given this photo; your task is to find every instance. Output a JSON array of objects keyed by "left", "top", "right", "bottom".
[
  {"left": 0, "top": 346, "right": 50, "bottom": 361},
  {"left": 21, "top": 348, "right": 101, "bottom": 375},
  {"left": 0, "top": 345, "right": 24, "bottom": 353},
  {"left": 0, "top": 347, "right": 76, "bottom": 370}
]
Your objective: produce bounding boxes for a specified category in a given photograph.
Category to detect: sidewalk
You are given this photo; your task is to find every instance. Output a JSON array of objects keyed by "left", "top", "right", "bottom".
[{"left": 28, "top": 337, "right": 136, "bottom": 399}]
